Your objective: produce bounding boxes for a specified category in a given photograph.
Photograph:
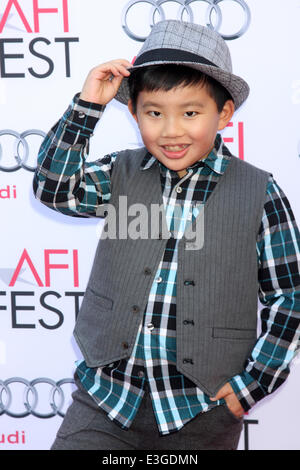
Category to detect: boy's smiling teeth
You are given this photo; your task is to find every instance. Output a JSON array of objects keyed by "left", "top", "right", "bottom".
[{"left": 162, "top": 144, "right": 189, "bottom": 151}]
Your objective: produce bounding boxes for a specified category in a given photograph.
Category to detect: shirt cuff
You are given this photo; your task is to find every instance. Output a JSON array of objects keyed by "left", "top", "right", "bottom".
[
  {"left": 229, "top": 372, "right": 268, "bottom": 412},
  {"left": 73, "top": 92, "right": 106, "bottom": 116},
  {"left": 61, "top": 93, "right": 106, "bottom": 144}
]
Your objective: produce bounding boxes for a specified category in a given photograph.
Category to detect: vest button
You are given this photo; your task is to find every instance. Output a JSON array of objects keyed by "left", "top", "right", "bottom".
[
  {"left": 185, "top": 242, "right": 197, "bottom": 250},
  {"left": 183, "top": 320, "right": 194, "bottom": 325},
  {"left": 176, "top": 186, "right": 183, "bottom": 193},
  {"left": 147, "top": 323, "right": 154, "bottom": 330},
  {"left": 184, "top": 280, "right": 195, "bottom": 286},
  {"left": 183, "top": 358, "right": 194, "bottom": 364},
  {"left": 132, "top": 305, "right": 140, "bottom": 313},
  {"left": 78, "top": 111, "right": 86, "bottom": 119},
  {"left": 122, "top": 342, "right": 129, "bottom": 349},
  {"left": 144, "top": 267, "right": 152, "bottom": 275}
]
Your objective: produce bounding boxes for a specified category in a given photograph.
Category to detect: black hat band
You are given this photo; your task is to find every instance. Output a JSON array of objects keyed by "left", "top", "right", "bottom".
[{"left": 133, "top": 48, "right": 219, "bottom": 68}]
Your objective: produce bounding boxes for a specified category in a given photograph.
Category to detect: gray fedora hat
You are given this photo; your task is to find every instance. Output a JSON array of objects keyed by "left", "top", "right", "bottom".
[{"left": 115, "top": 20, "right": 249, "bottom": 110}]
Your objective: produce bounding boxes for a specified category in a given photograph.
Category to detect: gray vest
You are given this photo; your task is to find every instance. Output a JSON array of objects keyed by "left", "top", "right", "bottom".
[{"left": 74, "top": 147, "right": 270, "bottom": 397}]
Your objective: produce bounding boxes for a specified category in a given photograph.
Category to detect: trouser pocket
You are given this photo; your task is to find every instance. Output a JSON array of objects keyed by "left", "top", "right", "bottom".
[
  {"left": 56, "top": 377, "right": 100, "bottom": 438},
  {"left": 223, "top": 402, "right": 244, "bottom": 424}
]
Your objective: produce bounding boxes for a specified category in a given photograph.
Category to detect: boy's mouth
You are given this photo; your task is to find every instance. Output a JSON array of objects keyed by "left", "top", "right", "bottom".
[
  {"left": 160, "top": 144, "right": 190, "bottom": 159},
  {"left": 162, "top": 144, "right": 189, "bottom": 151}
]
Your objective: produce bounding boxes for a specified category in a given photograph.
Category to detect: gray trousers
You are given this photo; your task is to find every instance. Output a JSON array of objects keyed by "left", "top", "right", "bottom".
[{"left": 51, "top": 379, "right": 243, "bottom": 451}]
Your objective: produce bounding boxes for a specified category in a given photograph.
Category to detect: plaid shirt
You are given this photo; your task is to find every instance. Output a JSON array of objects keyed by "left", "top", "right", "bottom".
[{"left": 33, "top": 94, "right": 300, "bottom": 434}]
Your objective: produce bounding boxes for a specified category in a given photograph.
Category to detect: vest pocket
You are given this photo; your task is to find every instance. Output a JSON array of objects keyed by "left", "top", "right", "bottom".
[
  {"left": 85, "top": 287, "right": 113, "bottom": 310},
  {"left": 74, "top": 287, "right": 117, "bottom": 367},
  {"left": 212, "top": 327, "right": 256, "bottom": 340}
]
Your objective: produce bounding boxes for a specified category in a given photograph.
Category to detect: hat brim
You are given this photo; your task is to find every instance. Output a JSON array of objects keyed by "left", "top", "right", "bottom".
[{"left": 115, "top": 61, "right": 249, "bottom": 110}]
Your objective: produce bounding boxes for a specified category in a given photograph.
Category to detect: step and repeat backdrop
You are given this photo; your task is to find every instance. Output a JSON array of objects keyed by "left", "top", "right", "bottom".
[{"left": 0, "top": 0, "right": 299, "bottom": 450}]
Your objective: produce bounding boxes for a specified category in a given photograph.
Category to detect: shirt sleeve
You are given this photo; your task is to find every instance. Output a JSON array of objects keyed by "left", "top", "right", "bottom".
[
  {"left": 229, "top": 175, "right": 300, "bottom": 411},
  {"left": 33, "top": 93, "right": 118, "bottom": 217}
]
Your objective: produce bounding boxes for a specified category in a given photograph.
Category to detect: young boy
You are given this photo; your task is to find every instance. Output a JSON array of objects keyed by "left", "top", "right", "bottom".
[{"left": 33, "top": 20, "right": 300, "bottom": 450}]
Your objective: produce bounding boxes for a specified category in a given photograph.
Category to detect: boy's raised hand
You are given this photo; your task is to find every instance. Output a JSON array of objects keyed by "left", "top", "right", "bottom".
[{"left": 79, "top": 59, "right": 132, "bottom": 106}]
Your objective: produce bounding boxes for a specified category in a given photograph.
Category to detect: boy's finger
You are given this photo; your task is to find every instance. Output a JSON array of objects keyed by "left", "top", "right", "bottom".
[
  {"left": 210, "top": 382, "right": 232, "bottom": 401},
  {"left": 114, "top": 58, "right": 133, "bottom": 68},
  {"left": 114, "top": 66, "right": 131, "bottom": 77}
]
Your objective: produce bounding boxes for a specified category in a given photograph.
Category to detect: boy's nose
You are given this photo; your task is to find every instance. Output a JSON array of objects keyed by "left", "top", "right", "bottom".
[{"left": 161, "top": 118, "right": 184, "bottom": 138}]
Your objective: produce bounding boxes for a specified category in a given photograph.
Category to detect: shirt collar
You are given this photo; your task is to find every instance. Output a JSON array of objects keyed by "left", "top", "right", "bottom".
[{"left": 140, "top": 134, "right": 232, "bottom": 176}]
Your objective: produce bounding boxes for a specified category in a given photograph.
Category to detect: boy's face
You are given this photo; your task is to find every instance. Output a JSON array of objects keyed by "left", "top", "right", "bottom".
[{"left": 128, "top": 82, "right": 234, "bottom": 177}]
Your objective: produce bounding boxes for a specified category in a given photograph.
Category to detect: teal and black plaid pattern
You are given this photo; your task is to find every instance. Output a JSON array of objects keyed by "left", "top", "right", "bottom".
[{"left": 34, "top": 94, "right": 300, "bottom": 433}]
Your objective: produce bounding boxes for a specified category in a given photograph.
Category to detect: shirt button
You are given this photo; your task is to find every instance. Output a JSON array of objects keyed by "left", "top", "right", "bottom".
[
  {"left": 78, "top": 111, "right": 86, "bottom": 118},
  {"left": 147, "top": 323, "right": 154, "bottom": 330},
  {"left": 176, "top": 186, "right": 183, "bottom": 193}
]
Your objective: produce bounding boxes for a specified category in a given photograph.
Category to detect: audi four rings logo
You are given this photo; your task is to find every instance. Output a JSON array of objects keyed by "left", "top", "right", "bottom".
[
  {"left": 122, "top": 0, "right": 251, "bottom": 42},
  {"left": 0, "top": 378, "right": 74, "bottom": 418},
  {"left": 0, "top": 130, "right": 46, "bottom": 172}
]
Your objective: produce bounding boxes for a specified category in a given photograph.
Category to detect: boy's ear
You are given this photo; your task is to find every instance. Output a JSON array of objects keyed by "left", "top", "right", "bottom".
[
  {"left": 217, "top": 100, "right": 235, "bottom": 131},
  {"left": 128, "top": 100, "right": 138, "bottom": 123}
]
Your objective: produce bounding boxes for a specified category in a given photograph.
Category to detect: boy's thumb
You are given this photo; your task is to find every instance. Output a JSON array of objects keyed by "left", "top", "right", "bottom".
[
  {"left": 210, "top": 393, "right": 220, "bottom": 401},
  {"left": 210, "top": 383, "right": 231, "bottom": 401}
]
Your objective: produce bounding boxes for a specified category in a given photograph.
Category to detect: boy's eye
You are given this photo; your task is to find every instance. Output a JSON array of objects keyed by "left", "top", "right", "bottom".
[
  {"left": 184, "top": 111, "right": 197, "bottom": 117},
  {"left": 148, "top": 111, "right": 161, "bottom": 117}
]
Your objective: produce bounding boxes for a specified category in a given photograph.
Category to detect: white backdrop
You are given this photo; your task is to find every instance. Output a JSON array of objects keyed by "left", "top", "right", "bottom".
[{"left": 0, "top": 0, "right": 299, "bottom": 450}]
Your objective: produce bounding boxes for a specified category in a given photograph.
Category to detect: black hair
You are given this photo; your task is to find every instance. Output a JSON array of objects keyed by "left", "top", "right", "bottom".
[{"left": 128, "top": 64, "right": 233, "bottom": 113}]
